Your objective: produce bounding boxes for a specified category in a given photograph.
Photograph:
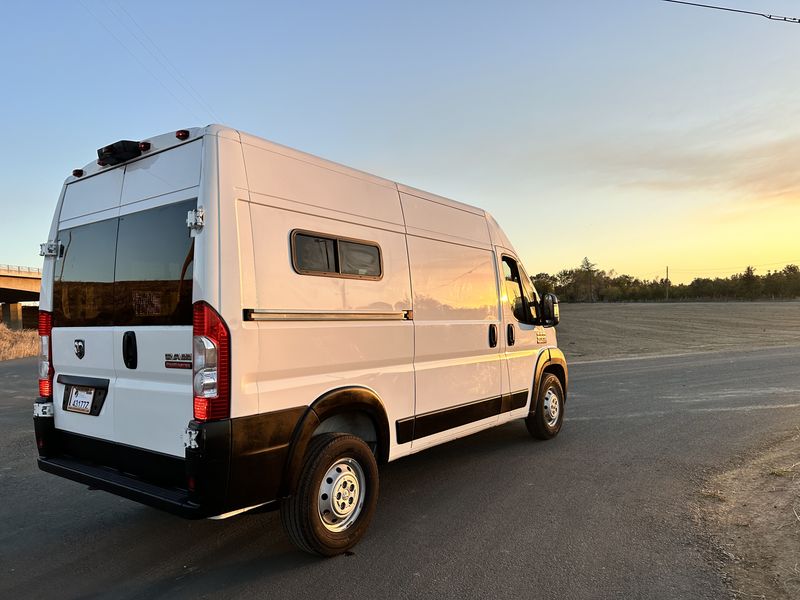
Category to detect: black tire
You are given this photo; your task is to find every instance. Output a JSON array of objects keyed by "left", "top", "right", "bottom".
[
  {"left": 526, "top": 373, "right": 565, "bottom": 440},
  {"left": 280, "top": 433, "right": 379, "bottom": 557}
]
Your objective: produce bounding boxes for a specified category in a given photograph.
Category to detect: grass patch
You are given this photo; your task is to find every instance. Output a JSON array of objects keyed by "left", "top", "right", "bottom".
[
  {"left": 770, "top": 469, "right": 793, "bottom": 478},
  {"left": 700, "top": 488, "right": 727, "bottom": 503},
  {"left": 769, "top": 462, "right": 799, "bottom": 478},
  {"left": 0, "top": 323, "right": 38, "bottom": 361}
]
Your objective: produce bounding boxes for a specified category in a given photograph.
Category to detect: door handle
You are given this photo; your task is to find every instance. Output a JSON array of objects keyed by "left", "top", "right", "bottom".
[
  {"left": 507, "top": 323, "right": 515, "bottom": 346},
  {"left": 122, "top": 331, "right": 138, "bottom": 370},
  {"left": 489, "top": 324, "right": 498, "bottom": 348}
]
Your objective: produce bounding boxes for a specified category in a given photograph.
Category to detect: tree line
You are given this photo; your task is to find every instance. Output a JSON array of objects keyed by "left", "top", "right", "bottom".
[{"left": 531, "top": 258, "right": 800, "bottom": 302}]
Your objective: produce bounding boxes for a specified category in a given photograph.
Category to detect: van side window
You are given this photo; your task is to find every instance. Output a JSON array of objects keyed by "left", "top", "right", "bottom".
[
  {"left": 294, "top": 234, "right": 337, "bottom": 274},
  {"left": 339, "top": 240, "right": 380, "bottom": 277},
  {"left": 502, "top": 256, "right": 529, "bottom": 323},
  {"left": 292, "top": 231, "right": 382, "bottom": 279}
]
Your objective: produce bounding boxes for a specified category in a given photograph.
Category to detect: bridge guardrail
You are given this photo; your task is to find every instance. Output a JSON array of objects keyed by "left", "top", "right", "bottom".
[{"left": 0, "top": 264, "right": 42, "bottom": 274}]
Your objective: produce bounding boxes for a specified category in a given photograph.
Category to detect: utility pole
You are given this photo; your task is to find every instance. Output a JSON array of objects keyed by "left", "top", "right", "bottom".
[{"left": 666, "top": 266, "right": 670, "bottom": 301}]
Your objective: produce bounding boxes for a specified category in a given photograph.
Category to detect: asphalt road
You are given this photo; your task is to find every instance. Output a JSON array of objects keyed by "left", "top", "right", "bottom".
[{"left": 2, "top": 347, "right": 800, "bottom": 599}]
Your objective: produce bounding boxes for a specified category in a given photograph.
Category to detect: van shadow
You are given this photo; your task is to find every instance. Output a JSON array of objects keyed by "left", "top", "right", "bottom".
[{"left": 120, "top": 420, "right": 562, "bottom": 598}]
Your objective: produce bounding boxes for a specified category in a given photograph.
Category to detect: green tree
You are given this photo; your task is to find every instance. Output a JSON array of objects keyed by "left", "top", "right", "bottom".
[
  {"left": 531, "top": 272, "right": 557, "bottom": 295},
  {"left": 579, "top": 257, "right": 597, "bottom": 302}
]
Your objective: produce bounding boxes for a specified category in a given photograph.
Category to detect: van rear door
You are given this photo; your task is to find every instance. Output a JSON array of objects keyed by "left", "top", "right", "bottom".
[
  {"left": 52, "top": 199, "right": 196, "bottom": 456},
  {"left": 111, "top": 199, "right": 195, "bottom": 456},
  {"left": 51, "top": 138, "right": 203, "bottom": 457},
  {"left": 52, "top": 216, "right": 120, "bottom": 443}
]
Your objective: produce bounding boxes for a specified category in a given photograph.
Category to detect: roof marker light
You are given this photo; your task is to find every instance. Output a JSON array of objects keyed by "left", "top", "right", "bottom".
[
  {"left": 72, "top": 169, "right": 84, "bottom": 177},
  {"left": 138, "top": 141, "right": 151, "bottom": 151},
  {"left": 176, "top": 129, "right": 190, "bottom": 140}
]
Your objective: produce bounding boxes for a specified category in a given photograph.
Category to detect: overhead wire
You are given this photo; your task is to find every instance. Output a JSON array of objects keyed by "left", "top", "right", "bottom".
[
  {"left": 109, "top": 3, "right": 222, "bottom": 123},
  {"left": 78, "top": 0, "right": 206, "bottom": 123},
  {"left": 661, "top": 0, "right": 800, "bottom": 23}
]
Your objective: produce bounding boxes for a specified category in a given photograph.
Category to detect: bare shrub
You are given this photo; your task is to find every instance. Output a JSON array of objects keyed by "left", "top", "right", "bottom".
[{"left": 0, "top": 323, "right": 39, "bottom": 361}]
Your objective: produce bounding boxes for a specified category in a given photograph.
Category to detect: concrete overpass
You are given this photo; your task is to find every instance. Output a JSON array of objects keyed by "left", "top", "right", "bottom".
[{"left": 0, "top": 264, "right": 41, "bottom": 330}]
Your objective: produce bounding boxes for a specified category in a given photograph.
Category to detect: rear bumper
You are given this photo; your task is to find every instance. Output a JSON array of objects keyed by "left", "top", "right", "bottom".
[
  {"left": 33, "top": 399, "right": 307, "bottom": 518},
  {"left": 38, "top": 455, "right": 206, "bottom": 518}
]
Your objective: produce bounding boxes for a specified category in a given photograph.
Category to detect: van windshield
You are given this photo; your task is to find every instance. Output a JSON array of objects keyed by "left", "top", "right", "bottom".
[{"left": 53, "top": 199, "right": 195, "bottom": 327}]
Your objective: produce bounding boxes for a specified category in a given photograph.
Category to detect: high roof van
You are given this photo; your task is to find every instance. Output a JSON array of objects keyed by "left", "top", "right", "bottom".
[{"left": 34, "top": 125, "right": 567, "bottom": 556}]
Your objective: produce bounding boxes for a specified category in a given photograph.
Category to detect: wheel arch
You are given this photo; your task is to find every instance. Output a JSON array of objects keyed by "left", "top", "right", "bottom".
[
  {"left": 281, "top": 386, "right": 390, "bottom": 497},
  {"left": 533, "top": 347, "right": 569, "bottom": 408}
]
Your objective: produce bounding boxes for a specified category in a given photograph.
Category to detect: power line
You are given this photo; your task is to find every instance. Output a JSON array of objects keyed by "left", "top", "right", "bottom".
[
  {"left": 78, "top": 0, "right": 205, "bottom": 122},
  {"left": 110, "top": 4, "right": 221, "bottom": 123},
  {"left": 661, "top": 0, "right": 800, "bottom": 23}
]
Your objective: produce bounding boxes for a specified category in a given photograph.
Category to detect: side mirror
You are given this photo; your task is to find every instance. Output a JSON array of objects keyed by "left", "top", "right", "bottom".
[{"left": 540, "top": 293, "right": 560, "bottom": 327}]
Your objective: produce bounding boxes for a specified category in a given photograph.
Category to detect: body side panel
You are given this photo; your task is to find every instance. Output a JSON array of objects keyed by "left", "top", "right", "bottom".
[
  {"left": 242, "top": 150, "right": 415, "bottom": 459},
  {"left": 213, "top": 132, "right": 261, "bottom": 419}
]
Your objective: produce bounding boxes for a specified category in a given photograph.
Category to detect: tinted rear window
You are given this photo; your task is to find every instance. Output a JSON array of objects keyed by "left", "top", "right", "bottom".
[
  {"left": 115, "top": 201, "right": 194, "bottom": 325},
  {"left": 53, "top": 199, "right": 195, "bottom": 327},
  {"left": 52, "top": 219, "right": 118, "bottom": 327}
]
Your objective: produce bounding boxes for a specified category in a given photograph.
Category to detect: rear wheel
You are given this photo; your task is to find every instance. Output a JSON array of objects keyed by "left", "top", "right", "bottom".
[
  {"left": 280, "top": 433, "right": 379, "bottom": 556},
  {"left": 526, "top": 373, "right": 565, "bottom": 440}
]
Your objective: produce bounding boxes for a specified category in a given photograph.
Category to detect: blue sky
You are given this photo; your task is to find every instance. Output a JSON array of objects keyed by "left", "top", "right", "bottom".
[{"left": 1, "top": 1, "right": 798, "bottom": 283}]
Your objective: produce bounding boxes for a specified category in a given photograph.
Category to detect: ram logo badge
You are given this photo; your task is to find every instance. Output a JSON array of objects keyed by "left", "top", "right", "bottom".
[{"left": 74, "top": 339, "right": 85, "bottom": 360}]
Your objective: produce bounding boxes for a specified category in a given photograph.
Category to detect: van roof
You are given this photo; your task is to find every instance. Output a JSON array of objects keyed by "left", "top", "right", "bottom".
[
  {"left": 68, "top": 124, "right": 487, "bottom": 218},
  {"left": 235, "top": 127, "right": 485, "bottom": 217}
]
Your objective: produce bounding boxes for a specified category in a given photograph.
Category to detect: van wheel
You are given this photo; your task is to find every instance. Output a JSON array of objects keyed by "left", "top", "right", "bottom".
[
  {"left": 280, "top": 433, "right": 379, "bottom": 557},
  {"left": 526, "top": 373, "right": 564, "bottom": 440}
]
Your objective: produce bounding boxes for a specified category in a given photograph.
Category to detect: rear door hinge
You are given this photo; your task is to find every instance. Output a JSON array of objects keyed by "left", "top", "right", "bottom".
[
  {"left": 187, "top": 207, "right": 205, "bottom": 236},
  {"left": 39, "top": 241, "right": 62, "bottom": 257}
]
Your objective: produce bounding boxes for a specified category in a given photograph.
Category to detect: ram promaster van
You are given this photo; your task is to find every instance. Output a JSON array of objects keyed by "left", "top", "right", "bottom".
[{"left": 34, "top": 125, "right": 566, "bottom": 556}]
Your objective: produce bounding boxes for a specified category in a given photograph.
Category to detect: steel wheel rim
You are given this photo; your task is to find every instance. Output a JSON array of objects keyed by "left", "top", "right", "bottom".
[
  {"left": 317, "top": 457, "right": 365, "bottom": 532},
  {"left": 543, "top": 388, "right": 560, "bottom": 428}
]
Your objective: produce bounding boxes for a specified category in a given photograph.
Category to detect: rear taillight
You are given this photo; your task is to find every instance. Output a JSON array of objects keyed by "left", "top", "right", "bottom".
[
  {"left": 38, "top": 311, "right": 53, "bottom": 399},
  {"left": 192, "top": 302, "right": 230, "bottom": 421}
]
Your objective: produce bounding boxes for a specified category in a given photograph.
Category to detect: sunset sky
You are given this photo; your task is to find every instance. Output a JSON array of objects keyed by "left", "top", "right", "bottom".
[{"left": 1, "top": 1, "right": 798, "bottom": 283}]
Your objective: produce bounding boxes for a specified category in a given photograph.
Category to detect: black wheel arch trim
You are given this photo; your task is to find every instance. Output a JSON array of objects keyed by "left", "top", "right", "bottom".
[
  {"left": 533, "top": 348, "right": 568, "bottom": 409},
  {"left": 281, "top": 386, "right": 390, "bottom": 497}
]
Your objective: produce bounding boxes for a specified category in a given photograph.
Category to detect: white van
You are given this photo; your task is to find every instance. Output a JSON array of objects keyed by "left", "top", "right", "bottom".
[{"left": 34, "top": 125, "right": 567, "bottom": 556}]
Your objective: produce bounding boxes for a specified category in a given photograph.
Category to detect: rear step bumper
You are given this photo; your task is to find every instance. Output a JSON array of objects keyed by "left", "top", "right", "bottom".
[
  {"left": 34, "top": 401, "right": 308, "bottom": 518},
  {"left": 38, "top": 456, "right": 206, "bottom": 518}
]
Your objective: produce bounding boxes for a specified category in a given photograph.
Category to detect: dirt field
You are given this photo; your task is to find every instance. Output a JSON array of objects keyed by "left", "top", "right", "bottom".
[
  {"left": 558, "top": 302, "right": 800, "bottom": 600},
  {"left": 557, "top": 301, "right": 800, "bottom": 363}
]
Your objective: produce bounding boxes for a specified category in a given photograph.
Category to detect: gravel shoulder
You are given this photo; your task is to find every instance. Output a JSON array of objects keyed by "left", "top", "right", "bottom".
[{"left": 695, "top": 429, "right": 800, "bottom": 600}]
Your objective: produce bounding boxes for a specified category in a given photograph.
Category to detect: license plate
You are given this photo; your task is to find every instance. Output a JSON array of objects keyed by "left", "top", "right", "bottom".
[{"left": 66, "top": 386, "right": 95, "bottom": 414}]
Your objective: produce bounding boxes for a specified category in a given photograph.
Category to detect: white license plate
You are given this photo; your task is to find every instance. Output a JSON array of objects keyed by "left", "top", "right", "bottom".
[{"left": 66, "top": 386, "right": 95, "bottom": 414}]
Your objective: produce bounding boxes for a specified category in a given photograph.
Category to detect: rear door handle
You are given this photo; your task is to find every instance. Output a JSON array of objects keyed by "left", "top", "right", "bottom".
[
  {"left": 489, "top": 324, "right": 498, "bottom": 348},
  {"left": 507, "top": 323, "right": 515, "bottom": 346},
  {"left": 122, "top": 331, "right": 138, "bottom": 370}
]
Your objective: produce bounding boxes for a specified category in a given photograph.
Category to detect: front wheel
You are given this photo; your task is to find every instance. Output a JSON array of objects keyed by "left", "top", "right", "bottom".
[
  {"left": 280, "top": 433, "right": 379, "bottom": 556},
  {"left": 526, "top": 373, "right": 565, "bottom": 440}
]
